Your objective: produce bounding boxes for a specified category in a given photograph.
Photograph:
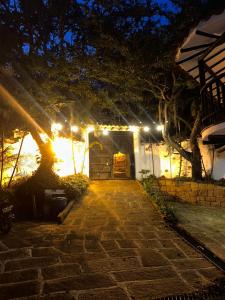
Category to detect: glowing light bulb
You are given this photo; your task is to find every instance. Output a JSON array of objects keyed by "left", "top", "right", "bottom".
[
  {"left": 156, "top": 124, "right": 164, "bottom": 131},
  {"left": 87, "top": 126, "right": 94, "bottom": 133},
  {"left": 102, "top": 128, "right": 109, "bottom": 136},
  {"left": 129, "top": 125, "right": 138, "bottom": 132},
  {"left": 71, "top": 125, "right": 79, "bottom": 133},
  {"left": 51, "top": 123, "right": 63, "bottom": 132},
  {"left": 143, "top": 126, "right": 150, "bottom": 132}
]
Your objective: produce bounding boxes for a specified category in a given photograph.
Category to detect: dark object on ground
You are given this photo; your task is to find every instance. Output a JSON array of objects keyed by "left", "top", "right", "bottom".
[
  {"left": 43, "top": 189, "right": 68, "bottom": 220},
  {"left": 57, "top": 200, "right": 75, "bottom": 224},
  {"left": 0, "top": 194, "right": 14, "bottom": 234}
]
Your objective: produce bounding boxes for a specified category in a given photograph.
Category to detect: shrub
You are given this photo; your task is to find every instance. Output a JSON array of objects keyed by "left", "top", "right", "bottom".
[
  {"left": 11, "top": 172, "right": 89, "bottom": 219},
  {"left": 59, "top": 174, "right": 89, "bottom": 200}
]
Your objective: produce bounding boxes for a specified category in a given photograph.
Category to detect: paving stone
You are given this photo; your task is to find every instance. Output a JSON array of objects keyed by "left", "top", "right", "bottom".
[
  {"left": 159, "top": 239, "right": 177, "bottom": 248},
  {"left": 172, "top": 258, "right": 213, "bottom": 270},
  {"left": 127, "top": 277, "right": 191, "bottom": 299},
  {"left": 116, "top": 239, "right": 137, "bottom": 248},
  {"left": 179, "top": 270, "right": 208, "bottom": 288},
  {"left": 135, "top": 239, "right": 162, "bottom": 249},
  {"left": 60, "top": 253, "right": 107, "bottom": 264},
  {"left": 43, "top": 273, "right": 115, "bottom": 293},
  {"left": 139, "top": 249, "right": 170, "bottom": 267},
  {"left": 100, "top": 240, "right": 119, "bottom": 251},
  {"left": 158, "top": 247, "right": 187, "bottom": 259},
  {"left": 86, "top": 257, "right": 141, "bottom": 272},
  {"left": 84, "top": 240, "right": 102, "bottom": 252},
  {"left": 1, "top": 237, "right": 31, "bottom": 249},
  {"left": 107, "top": 249, "right": 136, "bottom": 257},
  {"left": 112, "top": 266, "right": 177, "bottom": 282},
  {"left": 140, "top": 231, "right": 157, "bottom": 239},
  {"left": 0, "top": 248, "right": 30, "bottom": 261},
  {"left": 78, "top": 287, "right": 129, "bottom": 300},
  {"left": 101, "top": 231, "right": 124, "bottom": 240},
  {"left": 42, "top": 263, "right": 81, "bottom": 279},
  {"left": 0, "top": 280, "right": 40, "bottom": 299},
  {"left": 0, "top": 268, "right": 39, "bottom": 284},
  {"left": 31, "top": 247, "right": 62, "bottom": 257},
  {"left": 122, "top": 231, "right": 143, "bottom": 239},
  {"left": 0, "top": 180, "right": 222, "bottom": 299},
  {"left": 5, "top": 256, "right": 59, "bottom": 271},
  {"left": 198, "top": 267, "right": 225, "bottom": 280}
]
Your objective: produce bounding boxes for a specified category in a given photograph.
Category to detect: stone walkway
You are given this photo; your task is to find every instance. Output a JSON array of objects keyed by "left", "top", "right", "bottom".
[
  {"left": 0, "top": 180, "right": 224, "bottom": 300},
  {"left": 172, "top": 202, "right": 225, "bottom": 262}
]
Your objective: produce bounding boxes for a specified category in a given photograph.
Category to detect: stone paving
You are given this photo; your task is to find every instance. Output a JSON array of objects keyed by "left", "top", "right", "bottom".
[
  {"left": 172, "top": 202, "right": 225, "bottom": 262},
  {"left": 0, "top": 180, "right": 224, "bottom": 300}
]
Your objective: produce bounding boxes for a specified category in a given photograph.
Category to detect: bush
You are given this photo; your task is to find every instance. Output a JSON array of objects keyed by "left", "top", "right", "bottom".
[
  {"left": 11, "top": 172, "right": 89, "bottom": 219},
  {"left": 59, "top": 174, "right": 89, "bottom": 200}
]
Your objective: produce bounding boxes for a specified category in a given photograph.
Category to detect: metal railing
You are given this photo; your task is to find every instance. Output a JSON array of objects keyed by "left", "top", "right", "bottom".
[{"left": 201, "top": 72, "right": 225, "bottom": 128}]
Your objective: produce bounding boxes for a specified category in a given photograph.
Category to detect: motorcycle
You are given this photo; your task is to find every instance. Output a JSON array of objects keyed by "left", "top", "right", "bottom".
[{"left": 0, "top": 197, "right": 14, "bottom": 234}]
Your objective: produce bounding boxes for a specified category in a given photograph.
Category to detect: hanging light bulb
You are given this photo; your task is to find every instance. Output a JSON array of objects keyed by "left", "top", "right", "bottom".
[
  {"left": 102, "top": 128, "right": 109, "bottom": 136},
  {"left": 156, "top": 124, "right": 164, "bottom": 131},
  {"left": 71, "top": 125, "right": 79, "bottom": 133},
  {"left": 143, "top": 126, "right": 150, "bottom": 132},
  {"left": 51, "top": 123, "right": 63, "bottom": 132},
  {"left": 87, "top": 126, "right": 95, "bottom": 133}
]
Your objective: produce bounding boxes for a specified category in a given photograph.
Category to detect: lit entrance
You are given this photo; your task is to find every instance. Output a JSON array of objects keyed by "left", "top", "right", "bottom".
[{"left": 89, "top": 131, "right": 135, "bottom": 180}]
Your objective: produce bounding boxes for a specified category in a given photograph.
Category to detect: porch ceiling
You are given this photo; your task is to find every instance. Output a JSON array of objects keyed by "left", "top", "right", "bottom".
[{"left": 176, "top": 9, "right": 225, "bottom": 86}]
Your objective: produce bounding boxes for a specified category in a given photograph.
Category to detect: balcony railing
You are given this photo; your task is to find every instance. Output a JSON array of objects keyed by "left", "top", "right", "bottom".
[{"left": 201, "top": 72, "right": 225, "bottom": 128}]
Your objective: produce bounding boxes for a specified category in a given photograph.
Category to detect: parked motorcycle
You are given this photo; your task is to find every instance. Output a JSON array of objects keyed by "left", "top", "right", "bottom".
[{"left": 0, "top": 197, "right": 14, "bottom": 234}]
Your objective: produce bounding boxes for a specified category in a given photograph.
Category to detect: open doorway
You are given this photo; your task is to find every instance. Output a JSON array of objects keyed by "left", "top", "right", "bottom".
[{"left": 89, "top": 131, "right": 135, "bottom": 179}]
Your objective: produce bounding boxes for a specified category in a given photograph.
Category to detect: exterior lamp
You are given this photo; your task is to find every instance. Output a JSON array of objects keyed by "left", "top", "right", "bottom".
[
  {"left": 71, "top": 125, "right": 79, "bottom": 133},
  {"left": 87, "top": 126, "right": 95, "bottom": 133},
  {"left": 51, "top": 123, "right": 63, "bottom": 132},
  {"left": 156, "top": 124, "right": 164, "bottom": 131},
  {"left": 102, "top": 128, "right": 109, "bottom": 136},
  {"left": 129, "top": 125, "right": 138, "bottom": 133},
  {"left": 143, "top": 126, "right": 150, "bottom": 132}
]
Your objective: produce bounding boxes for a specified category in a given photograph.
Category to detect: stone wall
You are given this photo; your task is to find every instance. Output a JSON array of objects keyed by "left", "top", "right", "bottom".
[{"left": 158, "top": 179, "right": 225, "bottom": 207}]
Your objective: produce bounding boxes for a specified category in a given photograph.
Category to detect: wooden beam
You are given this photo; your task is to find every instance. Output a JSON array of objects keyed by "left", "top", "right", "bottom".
[
  {"left": 176, "top": 49, "right": 207, "bottom": 65},
  {"left": 196, "top": 30, "right": 221, "bottom": 39},
  {"left": 180, "top": 42, "right": 214, "bottom": 53},
  {"left": 200, "top": 31, "right": 225, "bottom": 61}
]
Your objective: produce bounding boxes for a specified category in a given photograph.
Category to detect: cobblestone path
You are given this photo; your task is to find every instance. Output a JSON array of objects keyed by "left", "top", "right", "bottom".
[{"left": 0, "top": 180, "right": 224, "bottom": 300}]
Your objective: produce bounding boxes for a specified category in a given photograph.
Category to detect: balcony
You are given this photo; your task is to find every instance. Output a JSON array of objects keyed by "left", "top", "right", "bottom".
[{"left": 201, "top": 73, "right": 225, "bottom": 143}]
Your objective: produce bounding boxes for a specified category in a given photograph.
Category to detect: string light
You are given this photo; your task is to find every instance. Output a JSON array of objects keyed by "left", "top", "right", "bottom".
[
  {"left": 51, "top": 123, "right": 63, "bottom": 132},
  {"left": 71, "top": 125, "right": 79, "bottom": 133},
  {"left": 102, "top": 128, "right": 109, "bottom": 136},
  {"left": 87, "top": 126, "right": 95, "bottom": 133},
  {"left": 129, "top": 125, "right": 139, "bottom": 132},
  {"left": 156, "top": 124, "right": 164, "bottom": 131},
  {"left": 143, "top": 126, "right": 150, "bottom": 132}
]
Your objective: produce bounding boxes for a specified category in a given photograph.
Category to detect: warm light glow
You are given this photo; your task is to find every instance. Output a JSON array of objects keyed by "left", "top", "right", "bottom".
[
  {"left": 129, "top": 125, "right": 139, "bottom": 133},
  {"left": 71, "top": 125, "right": 79, "bottom": 133},
  {"left": 51, "top": 123, "right": 63, "bottom": 132},
  {"left": 156, "top": 124, "right": 164, "bottom": 131},
  {"left": 52, "top": 137, "right": 86, "bottom": 176},
  {"left": 87, "top": 126, "right": 95, "bottom": 133},
  {"left": 143, "top": 126, "right": 150, "bottom": 132},
  {"left": 102, "top": 128, "right": 109, "bottom": 136}
]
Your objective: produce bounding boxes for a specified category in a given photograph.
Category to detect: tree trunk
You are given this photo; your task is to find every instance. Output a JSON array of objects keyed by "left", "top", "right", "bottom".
[
  {"left": 190, "top": 111, "right": 202, "bottom": 181},
  {"left": 30, "top": 130, "right": 55, "bottom": 177},
  {"left": 8, "top": 131, "right": 26, "bottom": 188},
  {"left": 160, "top": 101, "right": 202, "bottom": 181},
  {"left": 191, "top": 142, "right": 202, "bottom": 181}
]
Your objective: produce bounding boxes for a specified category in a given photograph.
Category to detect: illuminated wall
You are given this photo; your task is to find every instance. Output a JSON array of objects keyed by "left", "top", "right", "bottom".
[{"left": 4, "top": 128, "right": 225, "bottom": 184}]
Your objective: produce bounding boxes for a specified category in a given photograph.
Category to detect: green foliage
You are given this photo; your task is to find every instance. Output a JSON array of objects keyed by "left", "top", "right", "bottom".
[
  {"left": 60, "top": 174, "right": 89, "bottom": 200},
  {"left": 141, "top": 176, "right": 178, "bottom": 225}
]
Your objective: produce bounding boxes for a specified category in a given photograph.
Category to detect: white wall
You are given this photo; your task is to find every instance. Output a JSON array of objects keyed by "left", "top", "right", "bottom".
[{"left": 135, "top": 135, "right": 225, "bottom": 180}]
